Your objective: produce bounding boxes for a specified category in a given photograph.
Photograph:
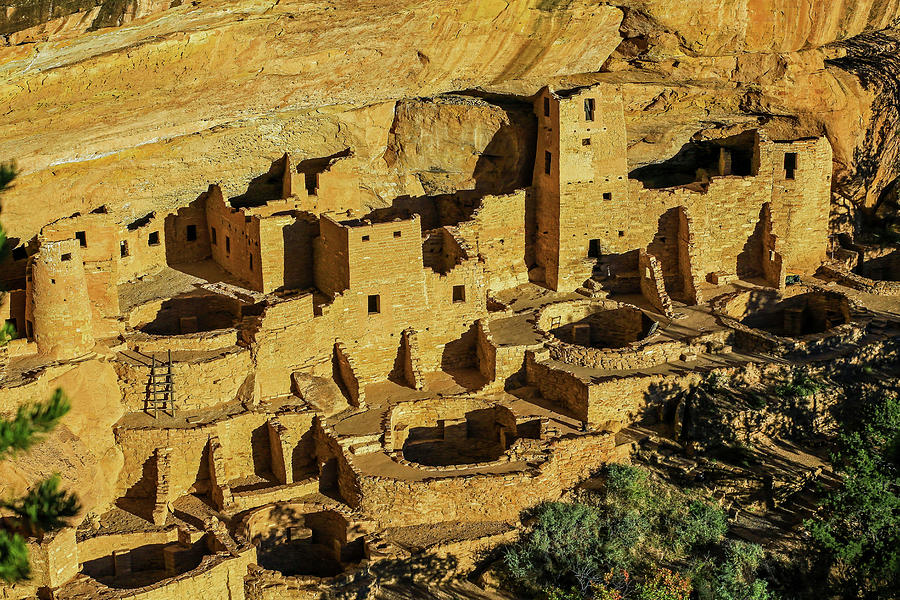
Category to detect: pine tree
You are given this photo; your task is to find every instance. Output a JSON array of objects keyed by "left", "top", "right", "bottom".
[{"left": 0, "top": 161, "right": 80, "bottom": 583}]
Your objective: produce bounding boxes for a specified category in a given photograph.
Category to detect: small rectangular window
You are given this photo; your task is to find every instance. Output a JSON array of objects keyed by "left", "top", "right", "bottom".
[
  {"left": 393, "top": 231, "right": 402, "bottom": 238},
  {"left": 543, "top": 97, "right": 551, "bottom": 117},
  {"left": 584, "top": 98, "right": 595, "bottom": 121},
  {"left": 120, "top": 240, "right": 129, "bottom": 258},
  {"left": 249, "top": 254, "right": 253, "bottom": 271},
  {"left": 582, "top": 138, "right": 591, "bottom": 146},
  {"left": 784, "top": 152, "right": 797, "bottom": 180},
  {"left": 211, "top": 227, "right": 217, "bottom": 245},
  {"left": 148, "top": 231, "right": 160, "bottom": 246},
  {"left": 362, "top": 235, "right": 370, "bottom": 242},
  {"left": 186, "top": 224, "right": 197, "bottom": 241},
  {"left": 61, "top": 253, "right": 72, "bottom": 262},
  {"left": 75, "top": 231, "right": 87, "bottom": 247},
  {"left": 367, "top": 294, "right": 380, "bottom": 314},
  {"left": 452, "top": 285, "right": 466, "bottom": 303},
  {"left": 305, "top": 173, "right": 318, "bottom": 196},
  {"left": 602, "top": 192, "right": 612, "bottom": 200},
  {"left": 225, "top": 236, "right": 231, "bottom": 253},
  {"left": 12, "top": 246, "right": 27, "bottom": 261},
  {"left": 618, "top": 230, "right": 625, "bottom": 237},
  {"left": 544, "top": 151, "right": 552, "bottom": 175}
]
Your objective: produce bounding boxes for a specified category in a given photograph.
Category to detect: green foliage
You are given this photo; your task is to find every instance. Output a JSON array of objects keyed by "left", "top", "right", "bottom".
[
  {"left": 501, "top": 465, "right": 773, "bottom": 600},
  {"left": 0, "top": 389, "right": 71, "bottom": 458},
  {"left": 0, "top": 530, "right": 30, "bottom": 583},
  {"left": 505, "top": 501, "right": 608, "bottom": 593},
  {"left": 774, "top": 370, "right": 821, "bottom": 399},
  {"left": 747, "top": 392, "right": 767, "bottom": 410},
  {"left": 2, "top": 475, "right": 80, "bottom": 537},
  {"left": 0, "top": 320, "right": 15, "bottom": 345},
  {"left": 636, "top": 568, "right": 691, "bottom": 600},
  {"left": 0, "top": 161, "right": 15, "bottom": 192},
  {"left": 547, "top": 587, "right": 585, "bottom": 600},
  {"left": 0, "top": 160, "right": 13, "bottom": 262},
  {"left": 672, "top": 500, "right": 728, "bottom": 552},
  {"left": 690, "top": 541, "right": 775, "bottom": 600},
  {"left": 805, "top": 394, "right": 900, "bottom": 597}
]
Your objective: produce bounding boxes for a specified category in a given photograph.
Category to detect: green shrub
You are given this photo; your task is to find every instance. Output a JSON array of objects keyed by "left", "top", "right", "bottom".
[
  {"left": 747, "top": 393, "right": 766, "bottom": 410},
  {"left": 637, "top": 568, "right": 692, "bottom": 600},
  {"left": 774, "top": 371, "right": 820, "bottom": 399},
  {"left": 694, "top": 541, "right": 775, "bottom": 600},
  {"left": 606, "top": 464, "right": 651, "bottom": 507},
  {"left": 805, "top": 394, "right": 899, "bottom": 597},
  {"left": 502, "top": 466, "right": 775, "bottom": 600},
  {"left": 673, "top": 500, "right": 727, "bottom": 551},
  {"left": 504, "top": 502, "right": 607, "bottom": 593}
]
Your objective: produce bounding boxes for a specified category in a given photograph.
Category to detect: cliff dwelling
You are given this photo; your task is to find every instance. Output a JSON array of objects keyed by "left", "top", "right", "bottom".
[{"left": 2, "top": 4, "right": 900, "bottom": 597}]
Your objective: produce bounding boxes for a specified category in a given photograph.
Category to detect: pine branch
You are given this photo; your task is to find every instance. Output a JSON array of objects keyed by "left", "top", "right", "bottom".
[
  {"left": 0, "top": 160, "right": 16, "bottom": 193},
  {"left": 0, "top": 530, "right": 29, "bottom": 583},
  {"left": 0, "top": 160, "right": 16, "bottom": 262},
  {"left": 1, "top": 475, "right": 80, "bottom": 538},
  {"left": 0, "top": 389, "right": 70, "bottom": 458}
]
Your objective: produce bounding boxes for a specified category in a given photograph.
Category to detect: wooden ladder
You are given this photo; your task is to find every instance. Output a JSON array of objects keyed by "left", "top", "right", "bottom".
[{"left": 146, "top": 350, "right": 175, "bottom": 418}]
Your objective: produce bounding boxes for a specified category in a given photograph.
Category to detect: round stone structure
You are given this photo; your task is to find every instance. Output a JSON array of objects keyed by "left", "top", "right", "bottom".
[{"left": 386, "top": 396, "right": 526, "bottom": 468}]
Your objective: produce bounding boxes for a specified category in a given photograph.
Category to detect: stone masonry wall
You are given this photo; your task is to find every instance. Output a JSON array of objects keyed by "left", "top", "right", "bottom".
[
  {"left": 114, "top": 348, "right": 253, "bottom": 413},
  {"left": 206, "top": 185, "right": 265, "bottom": 291},
  {"left": 456, "top": 190, "right": 528, "bottom": 292},
  {"left": 356, "top": 432, "right": 615, "bottom": 528}
]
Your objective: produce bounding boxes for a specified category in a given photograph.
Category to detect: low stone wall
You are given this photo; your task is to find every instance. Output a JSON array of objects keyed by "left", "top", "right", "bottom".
[
  {"left": 354, "top": 432, "right": 615, "bottom": 528},
  {"left": 230, "top": 479, "right": 320, "bottom": 513},
  {"left": 525, "top": 352, "right": 589, "bottom": 422},
  {"left": 534, "top": 298, "right": 708, "bottom": 372},
  {"left": 476, "top": 318, "right": 541, "bottom": 392},
  {"left": 536, "top": 298, "right": 620, "bottom": 332},
  {"left": 387, "top": 396, "right": 498, "bottom": 450},
  {"left": 817, "top": 264, "right": 900, "bottom": 296},
  {"left": 712, "top": 285, "right": 869, "bottom": 356},
  {"left": 77, "top": 529, "right": 178, "bottom": 565},
  {"left": 57, "top": 548, "right": 256, "bottom": 600},
  {"left": 113, "top": 347, "right": 254, "bottom": 412},
  {"left": 427, "top": 528, "right": 518, "bottom": 573},
  {"left": 546, "top": 337, "right": 709, "bottom": 371},
  {"left": 244, "top": 565, "right": 334, "bottom": 600},
  {"left": 27, "top": 528, "right": 79, "bottom": 589},
  {"left": 127, "top": 330, "right": 239, "bottom": 353},
  {"left": 587, "top": 371, "right": 702, "bottom": 429}
]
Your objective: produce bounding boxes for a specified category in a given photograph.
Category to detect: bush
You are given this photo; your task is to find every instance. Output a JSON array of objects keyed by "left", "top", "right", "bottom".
[
  {"left": 694, "top": 541, "right": 775, "bottom": 600},
  {"left": 805, "top": 394, "right": 899, "bottom": 597},
  {"left": 673, "top": 500, "right": 727, "bottom": 551},
  {"left": 606, "top": 464, "right": 651, "bottom": 507},
  {"left": 504, "top": 502, "right": 607, "bottom": 593},
  {"left": 502, "top": 466, "right": 775, "bottom": 600},
  {"left": 637, "top": 568, "right": 692, "bottom": 600},
  {"left": 774, "top": 371, "right": 821, "bottom": 399}
]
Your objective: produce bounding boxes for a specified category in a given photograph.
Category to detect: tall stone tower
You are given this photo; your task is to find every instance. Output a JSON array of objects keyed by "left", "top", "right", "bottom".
[
  {"left": 532, "top": 84, "right": 630, "bottom": 292},
  {"left": 26, "top": 238, "right": 95, "bottom": 359}
]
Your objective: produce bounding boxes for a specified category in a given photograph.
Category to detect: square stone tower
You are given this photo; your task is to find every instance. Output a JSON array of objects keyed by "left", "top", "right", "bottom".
[{"left": 532, "top": 84, "right": 629, "bottom": 292}]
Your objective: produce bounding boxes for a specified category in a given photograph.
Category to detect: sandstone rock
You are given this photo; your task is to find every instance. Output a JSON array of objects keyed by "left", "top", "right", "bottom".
[{"left": 0, "top": 360, "right": 124, "bottom": 520}]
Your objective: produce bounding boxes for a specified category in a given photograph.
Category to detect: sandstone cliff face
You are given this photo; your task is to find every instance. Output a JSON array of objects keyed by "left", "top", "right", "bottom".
[
  {"left": 0, "top": 360, "right": 125, "bottom": 518},
  {"left": 0, "top": 0, "right": 897, "bottom": 243}
]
